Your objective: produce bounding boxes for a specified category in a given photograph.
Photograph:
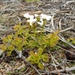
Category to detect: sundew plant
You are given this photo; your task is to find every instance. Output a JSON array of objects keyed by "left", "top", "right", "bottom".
[{"left": 0, "top": 13, "right": 60, "bottom": 69}]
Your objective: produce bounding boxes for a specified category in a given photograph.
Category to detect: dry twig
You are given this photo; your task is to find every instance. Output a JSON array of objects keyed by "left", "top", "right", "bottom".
[{"left": 49, "top": 66, "right": 75, "bottom": 74}]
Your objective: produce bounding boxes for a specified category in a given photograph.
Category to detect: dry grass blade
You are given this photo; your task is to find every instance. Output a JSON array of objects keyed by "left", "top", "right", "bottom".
[
  {"left": 59, "top": 35, "right": 75, "bottom": 49},
  {"left": 49, "top": 66, "right": 75, "bottom": 74}
]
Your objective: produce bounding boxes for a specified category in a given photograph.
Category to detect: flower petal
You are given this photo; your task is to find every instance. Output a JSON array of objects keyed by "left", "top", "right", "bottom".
[
  {"left": 34, "top": 14, "right": 39, "bottom": 17},
  {"left": 27, "top": 18, "right": 37, "bottom": 26},
  {"left": 38, "top": 21, "right": 43, "bottom": 26},
  {"left": 29, "top": 15, "right": 34, "bottom": 19},
  {"left": 40, "top": 14, "right": 51, "bottom": 20},
  {"left": 24, "top": 13, "right": 31, "bottom": 18}
]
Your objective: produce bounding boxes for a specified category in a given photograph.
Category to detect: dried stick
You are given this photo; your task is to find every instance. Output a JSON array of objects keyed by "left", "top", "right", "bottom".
[
  {"left": 59, "top": 26, "right": 74, "bottom": 33},
  {"left": 51, "top": 13, "right": 55, "bottom": 30},
  {"left": 63, "top": 1, "right": 75, "bottom": 7},
  {"left": 59, "top": 46, "right": 75, "bottom": 56},
  {"left": 59, "top": 19, "right": 62, "bottom": 30},
  {"left": 25, "top": 70, "right": 34, "bottom": 75},
  {"left": 59, "top": 35, "right": 75, "bottom": 49},
  {"left": 49, "top": 66, "right": 75, "bottom": 74},
  {"left": 51, "top": 54, "right": 61, "bottom": 75}
]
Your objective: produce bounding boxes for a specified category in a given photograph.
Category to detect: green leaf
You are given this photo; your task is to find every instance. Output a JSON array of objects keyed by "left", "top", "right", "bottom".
[
  {"left": 37, "top": 48, "right": 43, "bottom": 55},
  {"left": 29, "top": 51, "right": 34, "bottom": 55},
  {"left": 27, "top": 55, "right": 36, "bottom": 64},
  {"left": 46, "top": 31, "right": 59, "bottom": 47},
  {"left": 38, "top": 62, "right": 44, "bottom": 69},
  {"left": 7, "top": 45, "right": 14, "bottom": 51},
  {"left": 42, "top": 53, "right": 49, "bottom": 62},
  {"left": 0, "top": 44, "right": 7, "bottom": 51},
  {"left": 6, "top": 50, "right": 13, "bottom": 56},
  {"left": 2, "top": 34, "right": 13, "bottom": 43},
  {"left": 28, "top": 40, "right": 38, "bottom": 49},
  {"left": 27, "top": 52, "right": 41, "bottom": 64},
  {"left": 14, "top": 23, "right": 21, "bottom": 31}
]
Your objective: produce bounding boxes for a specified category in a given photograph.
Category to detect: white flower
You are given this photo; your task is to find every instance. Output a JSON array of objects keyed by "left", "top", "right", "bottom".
[
  {"left": 24, "top": 13, "right": 51, "bottom": 26},
  {"left": 24, "top": 13, "right": 36, "bottom": 26},
  {"left": 46, "top": 16, "right": 52, "bottom": 20},
  {"left": 40, "top": 14, "right": 51, "bottom": 20},
  {"left": 37, "top": 21, "right": 43, "bottom": 26},
  {"left": 24, "top": 13, "right": 30, "bottom": 18},
  {"left": 27, "top": 18, "right": 37, "bottom": 26},
  {"left": 34, "top": 14, "right": 39, "bottom": 17},
  {"left": 24, "top": 13, "right": 34, "bottom": 19},
  {"left": 29, "top": 15, "right": 34, "bottom": 20}
]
